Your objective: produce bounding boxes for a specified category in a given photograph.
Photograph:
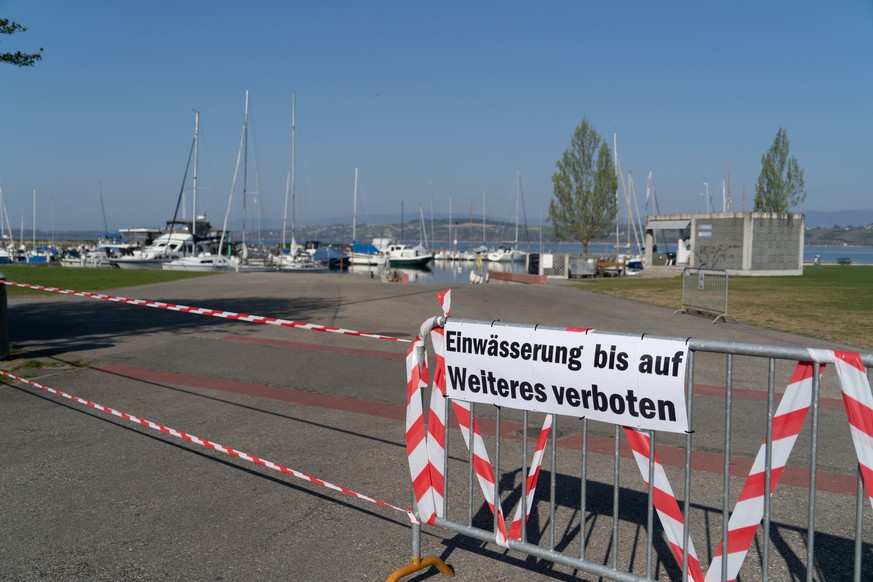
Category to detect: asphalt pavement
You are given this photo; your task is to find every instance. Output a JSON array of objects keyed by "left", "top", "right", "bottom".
[{"left": 1, "top": 271, "right": 870, "bottom": 581}]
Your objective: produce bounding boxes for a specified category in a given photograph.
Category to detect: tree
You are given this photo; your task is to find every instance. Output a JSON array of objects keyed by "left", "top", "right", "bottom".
[
  {"left": 754, "top": 128, "right": 806, "bottom": 214},
  {"left": 548, "top": 119, "right": 618, "bottom": 254},
  {"left": 1, "top": 18, "right": 43, "bottom": 67}
]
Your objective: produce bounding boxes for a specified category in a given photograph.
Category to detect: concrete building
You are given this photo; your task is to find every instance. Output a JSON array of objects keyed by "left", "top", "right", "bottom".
[{"left": 645, "top": 212, "right": 804, "bottom": 276}]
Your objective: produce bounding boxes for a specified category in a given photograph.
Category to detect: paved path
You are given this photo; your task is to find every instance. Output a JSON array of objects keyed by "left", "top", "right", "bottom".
[{"left": 1, "top": 272, "right": 870, "bottom": 581}]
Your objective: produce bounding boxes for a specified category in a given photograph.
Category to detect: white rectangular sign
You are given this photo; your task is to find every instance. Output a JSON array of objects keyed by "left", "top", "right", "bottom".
[{"left": 443, "top": 321, "right": 690, "bottom": 433}]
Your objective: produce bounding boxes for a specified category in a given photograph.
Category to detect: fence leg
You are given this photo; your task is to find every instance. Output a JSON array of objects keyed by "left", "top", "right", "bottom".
[
  {"left": 0, "top": 274, "right": 8, "bottom": 360},
  {"left": 385, "top": 520, "right": 454, "bottom": 582}
]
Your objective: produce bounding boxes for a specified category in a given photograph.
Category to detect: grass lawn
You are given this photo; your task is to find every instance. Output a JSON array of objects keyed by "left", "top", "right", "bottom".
[
  {"left": 574, "top": 265, "right": 873, "bottom": 351},
  {"left": 0, "top": 265, "right": 215, "bottom": 297}
]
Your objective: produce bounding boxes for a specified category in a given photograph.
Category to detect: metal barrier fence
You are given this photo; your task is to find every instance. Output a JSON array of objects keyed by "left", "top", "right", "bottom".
[
  {"left": 679, "top": 267, "right": 731, "bottom": 323},
  {"left": 393, "top": 317, "right": 873, "bottom": 582},
  {"left": 534, "top": 253, "right": 570, "bottom": 279}
]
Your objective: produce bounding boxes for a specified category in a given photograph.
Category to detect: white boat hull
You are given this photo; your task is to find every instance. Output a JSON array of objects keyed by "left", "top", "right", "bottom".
[
  {"left": 112, "top": 258, "right": 168, "bottom": 270},
  {"left": 162, "top": 256, "right": 233, "bottom": 271},
  {"left": 385, "top": 243, "right": 434, "bottom": 267},
  {"left": 347, "top": 253, "right": 386, "bottom": 266}
]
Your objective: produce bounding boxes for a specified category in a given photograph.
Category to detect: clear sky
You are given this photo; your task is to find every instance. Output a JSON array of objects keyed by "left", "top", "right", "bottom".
[{"left": 1, "top": 1, "right": 871, "bottom": 233}]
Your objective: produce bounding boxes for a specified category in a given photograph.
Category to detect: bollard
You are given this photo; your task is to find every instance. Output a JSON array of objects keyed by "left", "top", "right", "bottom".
[{"left": 0, "top": 273, "right": 7, "bottom": 359}]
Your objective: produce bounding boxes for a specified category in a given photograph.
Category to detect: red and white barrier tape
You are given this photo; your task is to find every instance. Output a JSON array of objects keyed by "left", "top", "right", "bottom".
[
  {"left": 703, "top": 361, "right": 817, "bottom": 581},
  {"left": 406, "top": 289, "right": 553, "bottom": 546},
  {"left": 407, "top": 291, "right": 873, "bottom": 580},
  {"left": 627, "top": 351, "right": 872, "bottom": 582},
  {"left": 815, "top": 350, "right": 873, "bottom": 510},
  {"left": 1, "top": 369, "right": 417, "bottom": 524},
  {"left": 625, "top": 427, "right": 705, "bottom": 581},
  {"left": 0, "top": 279, "right": 409, "bottom": 344}
]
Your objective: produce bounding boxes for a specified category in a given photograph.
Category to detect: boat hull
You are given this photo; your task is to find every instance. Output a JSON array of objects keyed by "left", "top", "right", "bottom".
[
  {"left": 348, "top": 253, "right": 386, "bottom": 266},
  {"left": 388, "top": 256, "right": 434, "bottom": 267},
  {"left": 111, "top": 258, "right": 167, "bottom": 270}
]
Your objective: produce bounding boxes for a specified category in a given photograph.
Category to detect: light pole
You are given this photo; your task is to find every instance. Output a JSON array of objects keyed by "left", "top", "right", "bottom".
[{"left": 703, "top": 182, "right": 711, "bottom": 213}]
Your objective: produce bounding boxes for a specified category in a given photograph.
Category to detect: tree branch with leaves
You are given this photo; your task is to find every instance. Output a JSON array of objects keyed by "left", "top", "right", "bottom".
[
  {"left": 548, "top": 119, "right": 618, "bottom": 254},
  {"left": 1, "top": 18, "right": 43, "bottom": 67},
  {"left": 754, "top": 127, "right": 805, "bottom": 214}
]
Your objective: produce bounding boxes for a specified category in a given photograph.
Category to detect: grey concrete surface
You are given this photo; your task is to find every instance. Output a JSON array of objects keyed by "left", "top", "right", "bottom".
[{"left": 1, "top": 272, "right": 870, "bottom": 581}]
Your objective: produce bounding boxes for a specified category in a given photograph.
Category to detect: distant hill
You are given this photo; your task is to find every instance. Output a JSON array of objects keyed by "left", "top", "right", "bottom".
[
  {"left": 802, "top": 210, "right": 873, "bottom": 229},
  {"left": 32, "top": 210, "right": 873, "bottom": 247}
]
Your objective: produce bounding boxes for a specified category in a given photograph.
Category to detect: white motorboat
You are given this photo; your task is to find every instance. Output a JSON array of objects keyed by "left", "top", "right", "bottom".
[
  {"left": 162, "top": 252, "right": 234, "bottom": 272},
  {"left": 111, "top": 225, "right": 205, "bottom": 269},
  {"left": 347, "top": 241, "right": 386, "bottom": 266},
  {"left": 486, "top": 245, "right": 526, "bottom": 263},
  {"left": 273, "top": 247, "right": 327, "bottom": 272},
  {"left": 61, "top": 234, "right": 135, "bottom": 268},
  {"left": 385, "top": 243, "right": 434, "bottom": 267}
]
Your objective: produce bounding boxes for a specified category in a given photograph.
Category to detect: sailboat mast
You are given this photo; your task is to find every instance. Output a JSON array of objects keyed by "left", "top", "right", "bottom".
[
  {"left": 32, "top": 187, "right": 36, "bottom": 251},
  {"left": 513, "top": 170, "right": 521, "bottom": 243},
  {"left": 613, "top": 131, "right": 620, "bottom": 251},
  {"left": 282, "top": 173, "right": 289, "bottom": 251},
  {"left": 352, "top": 166, "right": 358, "bottom": 242},
  {"left": 0, "top": 184, "right": 13, "bottom": 253},
  {"left": 469, "top": 198, "right": 473, "bottom": 243},
  {"left": 428, "top": 179, "right": 434, "bottom": 245},
  {"left": 481, "top": 188, "right": 486, "bottom": 243},
  {"left": 291, "top": 91, "right": 297, "bottom": 250},
  {"left": 192, "top": 110, "right": 199, "bottom": 239},
  {"left": 280, "top": 93, "right": 295, "bottom": 252},
  {"left": 99, "top": 181, "right": 109, "bottom": 233},
  {"left": 448, "top": 196, "right": 453, "bottom": 246},
  {"left": 242, "top": 90, "right": 249, "bottom": 249},
  {"left": 419, "top": 203, "right": 427, "bottom": 247},
  {"left": 0, "top": 183, "right": 5, "bottom": 245}
]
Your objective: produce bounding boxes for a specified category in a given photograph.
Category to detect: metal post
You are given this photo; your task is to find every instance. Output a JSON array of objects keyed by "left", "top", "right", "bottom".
[{"left": 0, "top": 274, "right": 8, "bottom": 360}]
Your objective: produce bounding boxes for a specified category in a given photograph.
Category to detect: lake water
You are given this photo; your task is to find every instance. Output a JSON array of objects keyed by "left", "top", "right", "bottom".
[
  {"left": 803, "top": 246, "right": 873, "bottom": 265},
  {"left": 342, "top": 242, "right": 872, "bottom": 286}
]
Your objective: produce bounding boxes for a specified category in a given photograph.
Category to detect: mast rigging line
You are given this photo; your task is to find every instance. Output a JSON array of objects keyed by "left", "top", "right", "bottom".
[{"left": 170, "top": 136, "right": 196, "bottom": 232}]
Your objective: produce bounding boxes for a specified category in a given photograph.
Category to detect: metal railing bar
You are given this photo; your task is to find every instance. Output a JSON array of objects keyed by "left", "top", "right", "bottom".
[
  {"left": 646, "top": 429, "right": 655, "bottom": 580},
  {"left": 721, "top": 353, "right": 733, "bottom": 582},
  {"left": 682, "top": 350, "right": 696, "bottom": 582},
  {"left": 494, "top": 406, "right": 502, "bottom": 537},
  {"left": 550, "top": 414, "right": 557, "bottom": 551},
  {"left": 433, "top": 517, "right": 650, "bottom": 582},
  {"left": 854, "top": 465, "right": 863, "bottom": 582},
  {"left": 446, "top": 318, "right": 873, "bottom": 366},
  {"left": 613, "top": 423, "right": 620, "bottom": 571},
  {"left": 580, "top": 417, "right": 588, "bottom": 561},
  {"left": 444, "top": 389, "right": 450, "bottom": 518},
  {"left": 763, "top": 358, "right": 776, "bottom": 575},
  {"left": 521, "top": 409, "right": 529, "bottom": 543},
  {"left": 467, "top": 401, "right": 475, "bottom": 527},
  {"left": 806, "top": 363, "right": 822, "bottom": 582}
]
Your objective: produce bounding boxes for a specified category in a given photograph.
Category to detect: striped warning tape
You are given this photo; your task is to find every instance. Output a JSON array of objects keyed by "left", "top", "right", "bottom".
[
  {"left": 627, "top": 351, "right": 873, "bottom": 582},
  {"left": 0, "top": 368, "right": 417, "bottom": 524},
  {"left": 625, "top": 427, "right": 705, "bottom": 581},
  {"left": 703, "top": 361, "right": 817, "bottom": 581},
  {"left": 406, "top": 289, "right": 552, "bottom": 546},
  {"left": 0, "top": 279, "right": 409, "bottom": 344},
  {"left": 814, "top": 350, "right": 873, "bottom": 509}
]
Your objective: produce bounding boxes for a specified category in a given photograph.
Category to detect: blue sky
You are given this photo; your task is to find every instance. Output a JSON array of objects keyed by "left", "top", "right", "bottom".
[{"left": 1, "top": 1, "right": 871, "bottom": 232}]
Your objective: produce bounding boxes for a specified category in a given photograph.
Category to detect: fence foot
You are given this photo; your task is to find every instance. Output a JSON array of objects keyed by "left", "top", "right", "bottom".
[{"left": 385, "top": 556, "right": 454, "bottom": 582}]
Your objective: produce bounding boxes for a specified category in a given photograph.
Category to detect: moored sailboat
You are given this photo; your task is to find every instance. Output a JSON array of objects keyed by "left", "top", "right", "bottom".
[
  {"left": 346, "top": 167, "right": 386, "bottom": 267},
  {"left": 273, "top": 92, "right": 327, "bottom": 273}
]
